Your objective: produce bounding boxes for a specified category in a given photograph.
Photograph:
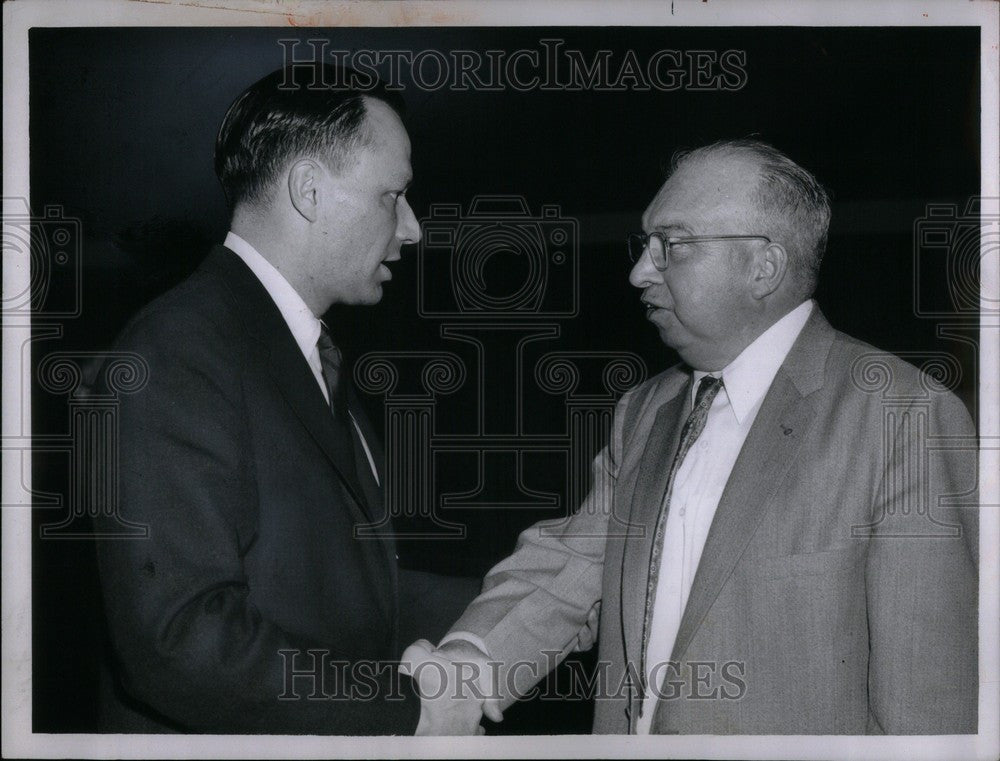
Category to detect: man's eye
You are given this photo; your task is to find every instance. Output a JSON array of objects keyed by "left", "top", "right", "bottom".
[{"left": 666, "top": 240, "right": 693, "bottom": 260}]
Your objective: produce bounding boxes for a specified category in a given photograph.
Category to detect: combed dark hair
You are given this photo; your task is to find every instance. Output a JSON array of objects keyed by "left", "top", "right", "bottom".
[
  {"left": 214, "top": 64, "right": 405, "bottom": 210},
  {"left": 669, "top": 139, "right": 832, "bottom": 298}
]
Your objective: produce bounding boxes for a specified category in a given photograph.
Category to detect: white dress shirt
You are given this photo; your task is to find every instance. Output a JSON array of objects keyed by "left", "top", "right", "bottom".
[
  {"left": 636, "top": 299, "right": 813, "bottom": 733},
  {"left": 224, "top": 232, "right": 380, "bottom": 485}
]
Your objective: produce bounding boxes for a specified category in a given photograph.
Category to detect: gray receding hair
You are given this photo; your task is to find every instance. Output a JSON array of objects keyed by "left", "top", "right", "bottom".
[{"left": 669, "top": 138, "right": 832, "bottom": 299}]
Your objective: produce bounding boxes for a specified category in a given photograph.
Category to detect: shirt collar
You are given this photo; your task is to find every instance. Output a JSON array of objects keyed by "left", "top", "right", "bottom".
[
  {"left": 224, "top": 231, "right": 322, "bottom": 359},
  {"left": 692, "top": 300, "right": 814, "bottom": 424}
]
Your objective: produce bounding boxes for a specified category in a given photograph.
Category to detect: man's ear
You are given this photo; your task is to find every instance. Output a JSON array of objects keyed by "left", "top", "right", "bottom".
[
  {"left": 287, "top": 159, "right": 321, "bottom": 222},
  {"left": 749, "top": 242, "right": 788, "bottom": 300}
]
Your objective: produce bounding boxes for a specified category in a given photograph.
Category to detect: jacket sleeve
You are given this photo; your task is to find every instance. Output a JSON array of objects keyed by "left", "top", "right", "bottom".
[
  {"left": 444, "top": 387, "right": 634, "bottom": 705},
  {"left": 865, "top": 384, "right": 979, "bottom": 734},
  {"left": 93, "top": 303, "right": 419, "bottom": 734}
]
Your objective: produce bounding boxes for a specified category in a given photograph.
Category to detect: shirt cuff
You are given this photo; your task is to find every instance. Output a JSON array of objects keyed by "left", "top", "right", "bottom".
[{"left": 438, "top": 631, "right": 492, "bottom": 659}]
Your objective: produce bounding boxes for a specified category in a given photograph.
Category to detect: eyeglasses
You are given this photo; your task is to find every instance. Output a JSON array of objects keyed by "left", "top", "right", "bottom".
[{"left": 626, "top": 232, "right": 772, "bottom": 271}]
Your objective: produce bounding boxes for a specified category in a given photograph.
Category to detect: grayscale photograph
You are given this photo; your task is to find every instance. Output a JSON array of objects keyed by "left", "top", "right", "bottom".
[{"left": 2, "top": 1, "right": 997, "bottom": 759}]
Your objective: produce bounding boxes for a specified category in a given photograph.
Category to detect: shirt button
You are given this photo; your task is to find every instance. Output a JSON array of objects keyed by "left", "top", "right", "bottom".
[{"left": 679, "top": 508, "right": 686, "bottom": 517}]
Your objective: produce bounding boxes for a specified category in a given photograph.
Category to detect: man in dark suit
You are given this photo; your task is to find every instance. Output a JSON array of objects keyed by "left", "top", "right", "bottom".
[
  {"left": 407, "top": 139, "right": 979, "bottom": 735},
  {"left": 94, "top": 64, "right": 428, "bottom": 733}
]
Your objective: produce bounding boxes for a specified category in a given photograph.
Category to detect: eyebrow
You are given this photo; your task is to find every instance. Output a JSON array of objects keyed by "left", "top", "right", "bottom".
[
  {"left": 383, "top": 177, "right": 411, "bottom": 194},
  {"left": 651, "top": 223, "right": 693, "bottom": 236}
]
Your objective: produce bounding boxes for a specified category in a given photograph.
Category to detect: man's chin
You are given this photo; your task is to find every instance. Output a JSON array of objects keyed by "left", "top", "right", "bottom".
[
  {"left": 652, "top": 318, "right": 689, "bottom": 358},
  {"left": 362, "top": 284, "right": 384, "bottom": 306},
  {"left": 336, "top": 287, "right": 383, "bottom": 307},
  {"left": 649, "top": 310, "right": 679, "bottom": 342},
  {"left": 657, "top": 326, "right": 681, "bottom": 352}
]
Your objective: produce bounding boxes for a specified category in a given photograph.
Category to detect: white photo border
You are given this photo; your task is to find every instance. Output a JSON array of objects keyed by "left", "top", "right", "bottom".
[{"left": 3, "top": 1, "right": 998, "bottom": 759}]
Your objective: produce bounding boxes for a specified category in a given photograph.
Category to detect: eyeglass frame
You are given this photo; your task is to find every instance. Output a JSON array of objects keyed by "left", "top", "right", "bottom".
[{"left": 626, "top": 232, "right": 772, "bottom": 271}]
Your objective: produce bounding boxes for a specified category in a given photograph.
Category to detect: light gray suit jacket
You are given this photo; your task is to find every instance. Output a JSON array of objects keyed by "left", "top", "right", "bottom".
[{"left": 448, "top": 308, "right": 978, "bottom": 734}]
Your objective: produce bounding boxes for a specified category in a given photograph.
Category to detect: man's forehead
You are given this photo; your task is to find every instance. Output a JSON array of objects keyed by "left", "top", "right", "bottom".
[
  {"left": 643, "top": 153, "right": 760, "bottom": 229},
  {"left": 353, "top": 145, "right": 412, "bottom": 186},
  {"left": 352, "top": 102, "right": 412, "bottom": 183}
]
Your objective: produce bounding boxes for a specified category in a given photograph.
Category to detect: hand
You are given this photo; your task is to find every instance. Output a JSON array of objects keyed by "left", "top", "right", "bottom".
[
  {"left": 435, "top": 639, "right": 504, "bottom": 724},
  {"left": 571, "top": 601, "right": 601, "bottom": 653},
  {"left": 401, "top": 638, "right": 503, "bottom": 735}
]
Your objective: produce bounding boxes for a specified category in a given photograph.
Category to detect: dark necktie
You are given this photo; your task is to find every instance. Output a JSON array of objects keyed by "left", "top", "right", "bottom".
[
  {"left": 638, "top": 374, "right": 725, "bottom": 719},
  {"left": 317, "top": 326, "right": 357, "bottom": 468},
  {"left": 317, "top": 326, "right": 386, "bottom": 523}
]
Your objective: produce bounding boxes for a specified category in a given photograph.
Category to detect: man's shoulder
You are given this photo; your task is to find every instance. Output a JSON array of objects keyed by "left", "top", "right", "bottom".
[
  {"left": 114, "top": 254, "right": 245, "bottom": 354},
  {"left": 625, "top": 363, "right": 687, "bottom": 402},
  {"left": 825, "top": 326, "right": 960, "bottom": 400},
  {"left": 814, "top": 323, "right": 974, "bottom": 429},
  {"left": 100, "top": 257, "right": 258, "bottom": 405},
  {"left": 613, "top": 363, "right": 688, "bottom": 431}
]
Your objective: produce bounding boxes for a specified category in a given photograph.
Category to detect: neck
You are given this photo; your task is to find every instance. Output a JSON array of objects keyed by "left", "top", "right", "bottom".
[
  {"left": 230, "top": 208, "right": 328, "bottom": 316},
  {"left": 692, "top": 297, "right": 808, "bottom": 372}
]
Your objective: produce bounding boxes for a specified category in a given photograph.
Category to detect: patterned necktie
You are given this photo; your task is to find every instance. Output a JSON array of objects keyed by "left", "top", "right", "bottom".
[{"left": 638, "top": 374, "right": 725, "bottom": 719}]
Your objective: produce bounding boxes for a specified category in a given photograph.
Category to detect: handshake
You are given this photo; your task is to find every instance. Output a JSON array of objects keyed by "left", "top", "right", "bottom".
[
  {"left": 400, "top": 602, "right": 600, "bottom": 735},
  {"left": 399, "top": 638, "right": 505, "bottom": 736}
]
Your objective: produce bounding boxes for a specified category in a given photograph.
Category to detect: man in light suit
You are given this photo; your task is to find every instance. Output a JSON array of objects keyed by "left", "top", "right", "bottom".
[
  {"left": 93, "top": 64, "right": 437, "bottom": 733},
  {"left": 406, "top": 139, "right": 979, "bottom": 734}
]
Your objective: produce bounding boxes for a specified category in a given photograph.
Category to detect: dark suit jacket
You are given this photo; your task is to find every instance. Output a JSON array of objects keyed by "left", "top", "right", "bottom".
[
  {"left": 93, "top": 245, "right": 420, "bottom": 734},
  {"left": 448, "top": 307, "right": 979, "bottom": 734}
]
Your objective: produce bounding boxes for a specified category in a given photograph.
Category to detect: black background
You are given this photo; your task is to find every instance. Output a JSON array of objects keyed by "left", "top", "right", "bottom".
[{"left": 28, "top": 26, "right": 980, "bottom": 734}]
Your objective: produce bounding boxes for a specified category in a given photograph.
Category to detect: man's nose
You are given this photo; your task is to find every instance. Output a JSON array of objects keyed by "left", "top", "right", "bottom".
[
  {"left": 628, "top": 249, "right": 662, "bottom": 289},
  {"left": 396, "top": 197, "right": 422, "bottom": 245}
]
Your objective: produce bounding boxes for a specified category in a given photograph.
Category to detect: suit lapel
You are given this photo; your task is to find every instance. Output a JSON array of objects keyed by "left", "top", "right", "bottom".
[
  {"left": 345, "top": 380, "right": 399, "bottom": 573},
  {"left": 263, "top": 331, "right": 374, "bottom": 522},
  {"left": 620, "top": 378, "right": 691, "bottom": 676},
  {"left": 264, "top": 333, "right": 396, "bottom": 626},
  {"left": 669, "top": 372, "right": 816, "bottom": 662},
  {"left": 201, "top": 246, "right": 373, "bottom": 527},
  {"left": 669, "top": 308, "right": 834, "bottom": 664}
]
